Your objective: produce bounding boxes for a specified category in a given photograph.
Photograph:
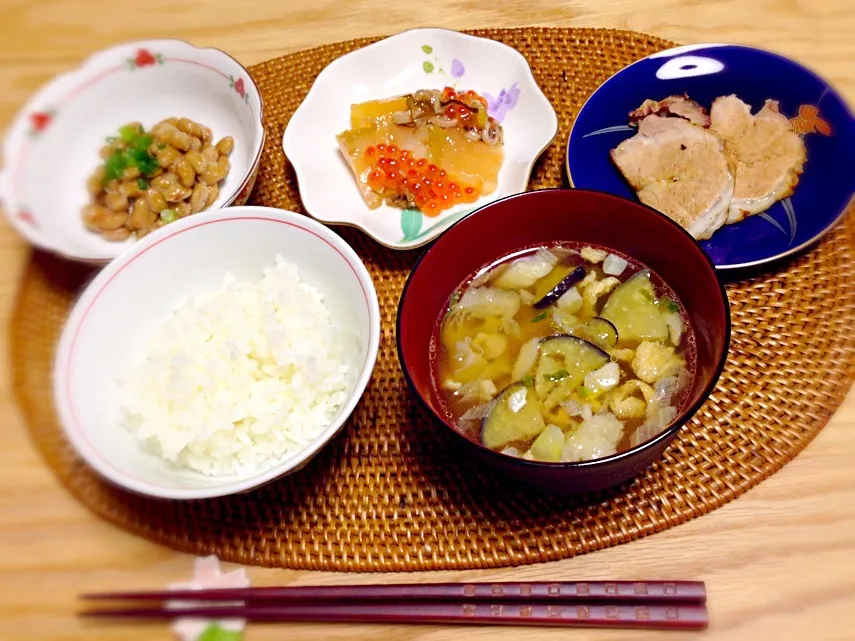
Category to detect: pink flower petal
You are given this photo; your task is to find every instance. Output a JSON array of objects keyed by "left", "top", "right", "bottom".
[{"left": 167, "top": 556, "right": 251, "bottom": 641}]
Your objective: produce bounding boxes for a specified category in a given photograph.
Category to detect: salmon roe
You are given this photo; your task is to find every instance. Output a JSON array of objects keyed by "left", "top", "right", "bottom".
[{"left": 362, "top": 145, "right": 479, "bottom": 215}]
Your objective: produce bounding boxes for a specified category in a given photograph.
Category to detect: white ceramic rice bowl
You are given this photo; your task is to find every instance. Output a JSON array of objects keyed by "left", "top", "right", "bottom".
[{"left": 53, "top": 206, "right": 380, "bottom": 499}]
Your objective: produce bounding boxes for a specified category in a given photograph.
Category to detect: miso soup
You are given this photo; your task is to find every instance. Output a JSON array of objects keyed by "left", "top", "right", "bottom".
[{"left": 431, "top": 242, "right": 697, "bottom": 463}]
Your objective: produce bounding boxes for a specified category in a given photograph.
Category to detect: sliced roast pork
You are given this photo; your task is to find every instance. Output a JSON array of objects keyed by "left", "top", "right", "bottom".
[
  {"left": 610, "top": 114, "right": 734, "bottom": 240},
  {"left": 629, "top": 94, "right": 711, "bottom": 128},
  {"left": 709, "top": 95, "right": 807, "bottom": 223}
]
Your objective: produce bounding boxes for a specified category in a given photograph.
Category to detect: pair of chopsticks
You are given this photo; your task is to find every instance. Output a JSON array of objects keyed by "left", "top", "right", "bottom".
[{"left": 81, "top": 580, "right": 708, "bottom": 630}]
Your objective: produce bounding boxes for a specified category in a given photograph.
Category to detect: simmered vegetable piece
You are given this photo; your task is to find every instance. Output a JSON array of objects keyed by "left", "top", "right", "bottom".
[
  {"left": 530, "top": 424, "right": 565, "bottom": 462},
  {"left": 601, "top": 270, "right": 669, "bottom": 344},
  {"left": 535, "top": 335, "right": 610, "bottom": 398},
  {"left": 481, "top": 382, "right": 546, "bottom": 450},
  {"left": 511, "top": 337, "right": 541, "bottom": 382},
  {"left": 535, "top": 336, "right": 610, "bottom": 418},
  {"left": 533, "top": 265, "right": 586, "bottom": 309},
  {"left": 573, "top": 317, "right": 618, "bottom": 349},
  {"left": 583, "top": 361, "right": 622, "bottom": 396},
  {"left": 492, "top": 249, "right": 557, "bottom": 290}
]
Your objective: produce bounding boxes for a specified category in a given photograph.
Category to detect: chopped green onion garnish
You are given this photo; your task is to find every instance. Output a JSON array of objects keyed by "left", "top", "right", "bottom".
[
  {"left": 640, "top": 289, "right": 655, "bottom": 302},
  {"left": 544, "top": 369, "right": 569, "bottom": 382},
  {"left": 661, "top": 297, "right": 679, "bottom": 313},
  {"left": 137, "top": 178, "right": 149, "bottom": 190},
  {"left": 118, "top": 124, "right": 138, "bottom": 143},
  {"left": 530, "top": 311, "right": 547, "bottom": 322},
  {"left": 103, "top": 152, "right": 128, "bottom": 183},
  {"left": 134, "top": 133, "right": 153, "bottom": 152},
  {"left": 102, "top": 124, "right": 159, "bottom": 184},
  {"left": 578, "top": 386, "right": 589, "bottom": 398},
  {"left": 160, "top": 208, "right": 177, "bottom": 223},
  {"left": 105, "top": 135, "right": 118, "bottom": 143},
  {"left": 521, "top": 374, "right": 534, "bottom": 387},
  {"left": 130, "top": 148, "right": 159, "bottom": 177}
]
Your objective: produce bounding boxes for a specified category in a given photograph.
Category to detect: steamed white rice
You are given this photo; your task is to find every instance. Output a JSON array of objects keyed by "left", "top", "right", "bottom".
[{"left": 119, "top": 255, "right": 355, "bottom": 477}]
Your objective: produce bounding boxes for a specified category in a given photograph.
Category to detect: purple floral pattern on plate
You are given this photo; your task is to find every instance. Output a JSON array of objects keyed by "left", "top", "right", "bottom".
[
  {"left": 419, "top": 45, "right": 521, "bottom": 122},
  {"left": 485, "top": 82, "right": 521, "bottom": 123}
]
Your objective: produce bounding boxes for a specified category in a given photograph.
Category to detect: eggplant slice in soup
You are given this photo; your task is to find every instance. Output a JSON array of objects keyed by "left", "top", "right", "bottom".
[
  {"left": 573, "top": 317, "right": 619, "bottom": 349},
  {"left": 534, "top": 336, "right": 611, "bottom": 397},
  {"left": 481, "top": 382, "right": 546, "bottom": 450},
  {"left": 533, "top": 265, "right": 586, "bottom": 309},
  {"left": 481, "top": 336, "right": 611, "bottom": 452},
  {"left": 600, "top": 270, "right": 669, "bottom": 344},
  {"left": 534, "top": 335, "right": 611, "bottom": 409}
]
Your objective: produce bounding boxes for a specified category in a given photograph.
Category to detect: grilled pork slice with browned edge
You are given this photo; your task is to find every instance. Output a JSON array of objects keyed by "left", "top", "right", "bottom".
[
  {"left": 610, "top": 114, "right": 734, "bottom": 240},
  {"left": 629, "top": 94, "right": 712, "bottom": 128},
  {"left": 709, "top": 95, "right": 807, "bottom": 223}
]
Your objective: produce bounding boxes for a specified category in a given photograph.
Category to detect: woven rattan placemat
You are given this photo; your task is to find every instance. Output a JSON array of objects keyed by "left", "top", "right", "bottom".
[{"left": 11, "top": 27, "right": 855, "bottom": 571}]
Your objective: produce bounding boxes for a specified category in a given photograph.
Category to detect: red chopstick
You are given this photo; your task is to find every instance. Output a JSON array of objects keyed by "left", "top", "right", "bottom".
[
  {"left": 80, "top": 581, "right": 708, "bottom": 631},
  {"left": 80, "top": 602, "right": 709, "bottom": 631},
  {"left": 82, "top": 580, "right": 706, "bottom": 604}
]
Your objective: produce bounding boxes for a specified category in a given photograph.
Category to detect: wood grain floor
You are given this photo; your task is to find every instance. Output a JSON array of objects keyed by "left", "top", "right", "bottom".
[{"left": 1, "top": 1, "right": 853, "bottom": 639}]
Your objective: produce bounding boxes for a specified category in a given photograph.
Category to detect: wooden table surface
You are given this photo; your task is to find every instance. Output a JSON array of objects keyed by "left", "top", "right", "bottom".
[{"left": 1, "top": 1, "right": 853, "bottom": 639}]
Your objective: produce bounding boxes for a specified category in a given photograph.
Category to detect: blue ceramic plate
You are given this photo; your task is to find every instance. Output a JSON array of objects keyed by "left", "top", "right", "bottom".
[{"left": 567, "top": 44, "right": 855, "bottom": 270}]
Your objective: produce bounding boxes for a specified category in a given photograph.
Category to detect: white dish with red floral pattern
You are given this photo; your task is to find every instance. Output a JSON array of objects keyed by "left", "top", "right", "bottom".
[{"left": 0, "top": 39, "right": 265, "bottom": 263}]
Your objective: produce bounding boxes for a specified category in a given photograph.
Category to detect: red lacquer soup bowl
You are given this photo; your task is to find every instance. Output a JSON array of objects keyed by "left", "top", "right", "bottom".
[{"left": 396, "top": 188, "right": 731, "bottom": 495}]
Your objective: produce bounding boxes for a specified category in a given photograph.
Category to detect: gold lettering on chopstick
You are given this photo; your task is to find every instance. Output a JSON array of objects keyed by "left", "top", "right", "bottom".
[
  {"left": 606, "top": 606, "right": 620, "bottom": 620},
  {"left": 634, "top": 582, "right": 648, "bottom": 595},
  {"left": 519, "top": 584, "right": 532, "bottom": 596},
  {"left": 664, "top": 582, "right": 677, "bottom": 595},
  {"left": 462, "top": 604, "right": 477, "bottom": 617},
  {"left": 577, "top": 606, "right": 591, "bottom": 619},
  {"left": 666, "top": 607, "right": 678, "bottom": 620},
  {"left": 547, "top": 606, "right": 562, "bottom": 618},
  {"left": 520, "top": 605, "right": 534, "bottom": 618},
  {"left": 576, "top": 582, "right": 589, "bottom": 596},
  {"left": 605, "top": 582, "right": 618, "bottom": 595},
  {"left": 491, "top": 584, "right": 504, "bottom": 596},
  {"left": 491, "top": 605, "right": 503, "bottom": 617},
  {"left": 636, "top": 607, "right": 650, "bottom": 621},
  {"left": 463, "top": 584, "right": 476, "bottom": 597},
  {"left": 548, "top": 583, "right": 561, "bottom": 595}
]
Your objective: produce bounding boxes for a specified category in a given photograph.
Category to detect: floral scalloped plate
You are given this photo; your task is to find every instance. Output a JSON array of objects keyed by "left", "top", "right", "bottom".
[
  {"left": 283, "top": 28, "right": 558, "bottom": 250},
  {"left": 0, "top": 39, "right": 265, "bottom": 263}
]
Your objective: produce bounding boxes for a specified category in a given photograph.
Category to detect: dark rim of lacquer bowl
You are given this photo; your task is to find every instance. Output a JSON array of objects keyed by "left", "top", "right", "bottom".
[{"left": 396, "top": 187, "right": 732, "bottom": 472}]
